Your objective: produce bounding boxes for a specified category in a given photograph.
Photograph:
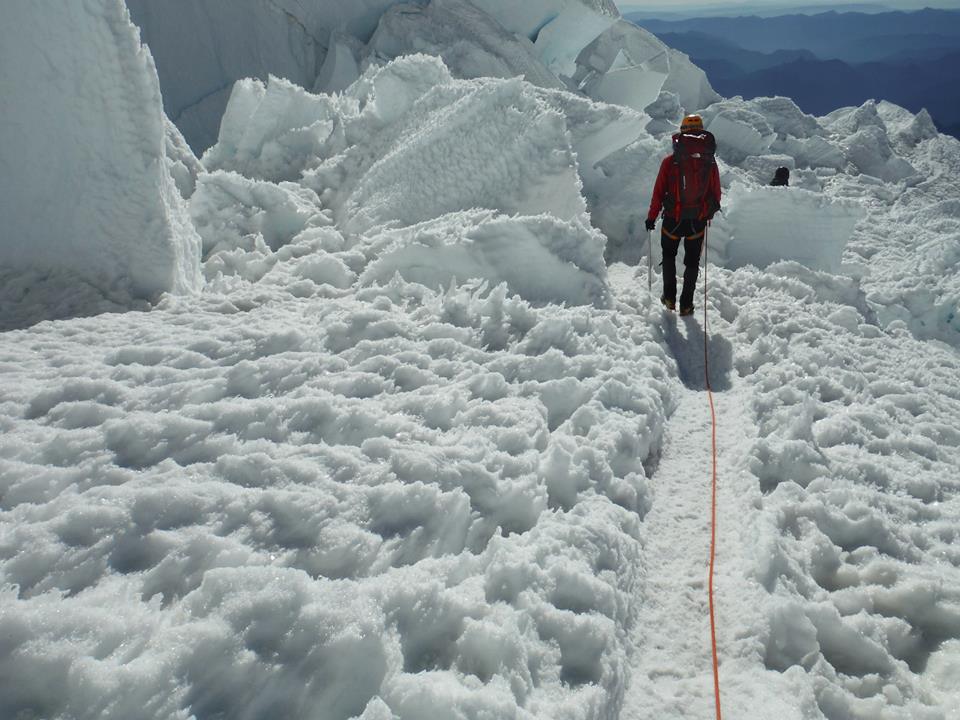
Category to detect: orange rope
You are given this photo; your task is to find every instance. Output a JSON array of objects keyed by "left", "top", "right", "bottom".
[{"left": 703, "top": 223, "right": 723, "bottom": 720}]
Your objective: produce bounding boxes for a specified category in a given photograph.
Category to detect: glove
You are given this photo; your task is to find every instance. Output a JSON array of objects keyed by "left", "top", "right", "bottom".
[{"left": 644, "top": 218, "right": 656, "bottom": 231}]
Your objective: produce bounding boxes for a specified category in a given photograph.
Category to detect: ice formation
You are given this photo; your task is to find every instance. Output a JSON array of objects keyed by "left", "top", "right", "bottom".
[
  {"left": 125, "top": 0, "right": 405, "bottom": 151},
  {"left": 126, "top": 0, "right": 716, "bottom": 152},
  {"left": 2, "top": 1, "right": 960, "bottom": 719},
  {"left": 366, "top": 0, "right": 565, "bottom": 90},
  {"left": 200, "top": 54, "right": 647, "bottom": 306}
]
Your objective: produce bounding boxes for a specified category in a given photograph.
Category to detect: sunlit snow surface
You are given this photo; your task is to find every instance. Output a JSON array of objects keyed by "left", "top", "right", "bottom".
[{"left": 3, "top": 3, "right": 960, "bottom": 720}]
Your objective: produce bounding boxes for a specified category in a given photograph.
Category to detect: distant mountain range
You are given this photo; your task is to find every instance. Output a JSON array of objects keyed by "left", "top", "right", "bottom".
[
  {"left": 629, "top": 8, "right": 960, "bottom": 62},
  {"left": 620, "top": 3, "right": 894, "bottom": 20},
  {"left": 628, "top": 9, "right": 960, "bottom": 138}
]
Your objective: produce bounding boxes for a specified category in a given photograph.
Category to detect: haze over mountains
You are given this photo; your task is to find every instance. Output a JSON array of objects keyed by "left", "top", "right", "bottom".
[{"left": 628, "top": 7, "right": 960, "bottom": 137}]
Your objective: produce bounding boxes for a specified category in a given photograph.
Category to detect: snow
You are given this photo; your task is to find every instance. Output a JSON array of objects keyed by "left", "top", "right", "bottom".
[
  {"left": 360, "top": 212, "right": 610, "bottom": 307},
  {"left": 0, "top": 0, "right": 201, "bottom": 311},
  {"left": 3, "top": 2, "right": 960, "bottom": 720}
]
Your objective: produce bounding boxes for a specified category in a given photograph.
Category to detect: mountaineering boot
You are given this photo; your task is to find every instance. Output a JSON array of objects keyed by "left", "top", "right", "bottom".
[
  {"left": 660, "top": 296, "right": 676, "bottom": 311},
  {"left": 679, "top": 305, "right": 694, "bottom": 317}
]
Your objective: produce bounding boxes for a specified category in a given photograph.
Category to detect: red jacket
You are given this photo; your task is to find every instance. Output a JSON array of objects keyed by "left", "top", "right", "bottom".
[{"left": 647, "top": 154, "right": 721, "bottom": 223}]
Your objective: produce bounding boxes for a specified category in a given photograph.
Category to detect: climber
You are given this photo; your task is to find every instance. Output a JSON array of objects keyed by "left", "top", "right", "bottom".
[
  {"left": 770, "top": 166, "right": 790, "bottom": 186},
  {"left": 645, "top": 114, "right": 721, "bottom": 316}
]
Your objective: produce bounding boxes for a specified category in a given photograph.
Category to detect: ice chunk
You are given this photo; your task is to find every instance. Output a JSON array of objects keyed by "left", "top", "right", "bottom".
[
  {"left": 212, "top": 56, "right": 642, "bottom": 245},
  {"left": 843, "top": 126, "right": 917, "bottom": 182},
  {"left": 713, "top": 184, "right": 865, "bottom": 272},
  {"left": 203, "top": 76, "right": 340, "bottom": 183},
  {"left": 773, "top": 135, "right": 846, "bottom": 170},
  {"left": 589, "top": 136, "right": 666, "bottom": 259},
  {"left": 748, "top": 96, "right": 822, "bottom": 139},
  {"left": 534, "top": 6, "right": 619, "bottom": 80},
  {"left": 572, "top": 22, "right": 717, "bottom": 117},
  {"left": 469, "top": 0, "right": 619, "bottom": 42},
  {"left": 164, "top": 117, "right": 204, "bottom": 199},
  {"left": 190, "top": 171, "right": 329, "bottom": 255},
  {"left": 128, "top": 0, "right": 624, "bottom": 151},
  {"left": 0, "top": 0, "right": 201, "bottom": 301},
  {"left": 704, "top": 105, "right": 776, "bottom": 164},
  {"left": 822, "top": 99, "right": 887, "bottom": 136},
  {"left": 644, "top": 90, "right": 683, "bottom": 135},
  {"left": 339, "top": 76, "right": 587, "bottom": 234},
  {"left": 876, "top": 101, "right": 940, "bottom": 147},
  {"left": 573, "top": 21, "right": 670, "bottom": 112},
  {"left": 534, "top": 87, "right": 647, "bottom": 182}
]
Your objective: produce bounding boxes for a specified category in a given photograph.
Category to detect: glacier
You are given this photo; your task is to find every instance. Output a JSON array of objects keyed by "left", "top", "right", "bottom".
[{"left": 1, "top": 1, "right": 960, "bottom": 719}]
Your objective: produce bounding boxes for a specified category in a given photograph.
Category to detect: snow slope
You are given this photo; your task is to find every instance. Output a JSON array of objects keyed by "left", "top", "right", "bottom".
[
  {"left": 0, "top": 0, "right": 201, "bottom": 322},
  {"left": 2, "top": 2, "right": 960, "bottom": 720}
]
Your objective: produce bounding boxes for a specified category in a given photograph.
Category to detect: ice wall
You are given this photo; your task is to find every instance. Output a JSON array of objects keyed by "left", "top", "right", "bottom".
[
  {"left": 469, "top": 0, "right": 620, "bottom": 41},
  {"left": 126, "top": 0, "right": 323, "bottom": 152},
  {"left": 0, "top": 0, "right": 201, "bottom": 300},
  {"left": 127, "top": 0, "right": 653, "bottom": 152},
  {"left": 366, "top": 0, "right": 565, "bottom": 90},
  {"left": 126, "top": 0, "right": 411, "bottom": 152}
]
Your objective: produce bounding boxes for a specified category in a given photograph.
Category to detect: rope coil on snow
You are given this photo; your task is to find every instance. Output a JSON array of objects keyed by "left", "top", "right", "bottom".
[{"left": 704, "top": 223, "right": 723, "bottom": 720}]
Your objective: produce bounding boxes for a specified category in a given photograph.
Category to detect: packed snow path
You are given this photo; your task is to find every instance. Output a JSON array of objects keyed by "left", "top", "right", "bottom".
[
  {"left": 622, "top": 383, "right": 726, "bottom": 720},
  {"left": 610, "top": 263, "right": 773, "bottom": 720},
  {"left": 610, "top": 259, "right": 960, "bottom": 720}
]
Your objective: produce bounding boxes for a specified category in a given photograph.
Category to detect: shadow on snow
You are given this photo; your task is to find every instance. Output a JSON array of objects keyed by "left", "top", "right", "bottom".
[{"left": 661, "top": 313, "right": 733, "bottom": 392}]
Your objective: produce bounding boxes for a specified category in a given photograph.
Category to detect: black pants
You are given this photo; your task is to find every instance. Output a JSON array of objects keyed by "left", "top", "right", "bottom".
[{"left": 660, "top": 218, "right": 705, "bottom": 309}]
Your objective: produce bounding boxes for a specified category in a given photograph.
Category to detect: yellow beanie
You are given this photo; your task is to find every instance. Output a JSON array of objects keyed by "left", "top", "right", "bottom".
[{"left": 680, "top": 114, "right": 704, "bottom": 131}]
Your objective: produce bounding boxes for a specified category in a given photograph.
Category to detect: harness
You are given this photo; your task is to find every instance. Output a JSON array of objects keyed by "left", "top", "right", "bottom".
[{"left": 662, "top": 225, "right": 705, "bottom": 241}]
